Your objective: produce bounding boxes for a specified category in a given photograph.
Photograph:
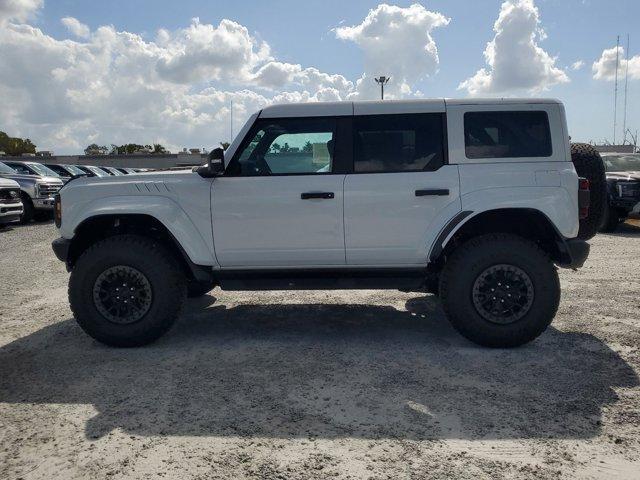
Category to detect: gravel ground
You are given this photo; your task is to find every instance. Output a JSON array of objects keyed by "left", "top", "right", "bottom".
[{"left": 1, "top": 220, "right": 639, "bottom": 479}]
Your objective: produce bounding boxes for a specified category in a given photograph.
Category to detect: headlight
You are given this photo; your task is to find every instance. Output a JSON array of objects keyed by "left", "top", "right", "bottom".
[{"left": 617, "top": 182, "right": 640, "bottom": 198}]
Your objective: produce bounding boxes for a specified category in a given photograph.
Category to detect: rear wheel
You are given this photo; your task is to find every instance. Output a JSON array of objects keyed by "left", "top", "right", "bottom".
[
  {"left": 571, "top": 143, "right": 606, "bottom": 240},
  {"left": 439, "top": 234, "right": 560, "bottom": 348},
  {"left": 69, "top": 234, "right": 186, "bottom": 347}
]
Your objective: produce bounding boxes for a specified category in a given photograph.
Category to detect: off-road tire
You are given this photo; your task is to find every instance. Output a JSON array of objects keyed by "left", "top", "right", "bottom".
[
  {"left": 187, "top": 280, "right": 216, "bottom": 298},
  {"left": 439, "top": 233, "right": 560, "bottom": 348},
  {"left": 570, "top": 143, "right": 606, "bottom": 240},
  {"left": 69, "top": 234, "right": 186, "bottom": 347},
  {"left": 19, "top": 193, "right": 34, "bottom": 223},
  {"left": 599, "top": 202, "right": 621, "bottom": 232}
]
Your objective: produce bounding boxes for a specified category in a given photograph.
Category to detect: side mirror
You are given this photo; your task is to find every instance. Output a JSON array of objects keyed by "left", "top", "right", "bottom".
[{"left": 196, "top": 148, "right": 225, "bottom": 178}]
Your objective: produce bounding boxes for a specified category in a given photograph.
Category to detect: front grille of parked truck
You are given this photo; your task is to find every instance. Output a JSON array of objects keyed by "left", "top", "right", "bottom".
[
  {"left": 0, "top": 188, "right": 20, "bottom": 204},
  {"left": 38, "top": 183, "right": 62, "bottom": 197}
]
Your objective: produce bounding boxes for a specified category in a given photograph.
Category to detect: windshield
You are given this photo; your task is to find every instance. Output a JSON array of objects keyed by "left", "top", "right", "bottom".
[
  {"left": 0, "top": 162, "right": 17, "bottom": 174},
  {"left": 62, "top": 164, "right": 86, "bottom": 176},
  {"left": 85, "top": 166, "right": 109, "bottom": 177},
  {"left": 105, "top": 167, "right": 124, "bottom": 176},
  {"left": 602, "top": 154, "right": 640, "bottom": 172},
  {"left": 26, "top": 162, "right": 61, "bottom": 177}
]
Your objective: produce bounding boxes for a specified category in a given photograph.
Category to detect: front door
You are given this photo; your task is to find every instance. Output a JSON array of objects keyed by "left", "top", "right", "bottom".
[{"left": 212, "top": 117, "right": 346, "bottom": 267}]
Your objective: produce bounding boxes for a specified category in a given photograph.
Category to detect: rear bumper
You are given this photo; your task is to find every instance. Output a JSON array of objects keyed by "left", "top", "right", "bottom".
[
  {"left": 557, "top": 238, "right": 590, "bottom": 269},
  {"left": 52, "top": 237, "right": 71, "bottom": 262}
]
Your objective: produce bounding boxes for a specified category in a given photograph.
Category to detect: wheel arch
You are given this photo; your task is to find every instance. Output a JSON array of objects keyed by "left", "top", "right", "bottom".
[
  {"left": 67, "top": 214, "right": 213, "bottom": 283},
  {"left": 430, "top": 208, "right": 573, "bottom": 266}
]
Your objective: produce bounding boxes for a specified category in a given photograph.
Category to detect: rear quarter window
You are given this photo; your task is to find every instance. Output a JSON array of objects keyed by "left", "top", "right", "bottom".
[{"left": 464, "top": 111, "right": 552, "bottom": 159}]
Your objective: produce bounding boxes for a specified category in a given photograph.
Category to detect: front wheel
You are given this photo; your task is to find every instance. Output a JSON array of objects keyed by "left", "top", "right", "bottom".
[
  {"left": 439, "top": 234, "right": 560, "bottom": 348},
  {"left": 69, "top": 234, "right": 186, "bottom": 347}
]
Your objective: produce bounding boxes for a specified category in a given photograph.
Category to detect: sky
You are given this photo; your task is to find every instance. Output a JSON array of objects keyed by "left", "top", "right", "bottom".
[{"left": 0, "top": 0, "right": 639, "bottom": 154}]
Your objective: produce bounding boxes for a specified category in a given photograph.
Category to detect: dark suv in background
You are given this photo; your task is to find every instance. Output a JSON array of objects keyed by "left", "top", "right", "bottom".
[{"left": 600, "top": 153, "right": 640, "bottom": 232}]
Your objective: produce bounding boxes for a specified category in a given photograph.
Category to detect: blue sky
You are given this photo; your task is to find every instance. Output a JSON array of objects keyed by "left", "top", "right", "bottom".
[{"left": 1, "top": 0, "right": 639, "bottom": 152}]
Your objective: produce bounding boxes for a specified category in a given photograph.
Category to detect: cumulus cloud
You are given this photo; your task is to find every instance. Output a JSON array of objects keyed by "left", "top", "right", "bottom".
[
  {"left": 592, "top": 46, "right": 640, "bottom": 81},
  {"left": 61, "top": 16, "right": 90, "bottom": 39},
  {"left": 459, "top": 0, "right": 568, "bottom": 95},
  {"left": 252, "top": 62, "right": 353, "bottom": 97},
  {"left": 0, "top": 8, "right": 362, "bottom": 152},
  {"left": 155, "top": 18, "right": 271, "bottom": 85},
  {"left": 335, "top": 3, "right": 449, "bottom": 99},
  {"left": 0, "top": 0, "right": 41, "bottom": 24},
  {"left": 0, "top": 3, "right": 453, "bottom": 153}
]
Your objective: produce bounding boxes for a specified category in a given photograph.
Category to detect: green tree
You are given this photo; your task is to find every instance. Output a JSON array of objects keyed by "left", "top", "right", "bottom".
[
  {"left": 84, "top": 143, "right": 109, "bottom": 155},
  {"left": 153, "top": 143, "right": 168, "bottom": 154},
  {"left": 302, "top": 141, "right": 313, "bottom": 153},
  {"left": 0, "top": 131, "right": 37, "bottom": 155}
]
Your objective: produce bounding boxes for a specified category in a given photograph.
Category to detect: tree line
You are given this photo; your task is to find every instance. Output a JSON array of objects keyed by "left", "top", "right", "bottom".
[{"left": 84, "top": 143, "right": 169, "bottom": 155}]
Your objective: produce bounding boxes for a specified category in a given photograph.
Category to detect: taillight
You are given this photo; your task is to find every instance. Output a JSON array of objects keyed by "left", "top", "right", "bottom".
[
  {"left": 578, "top": 178, "right": 590, "bottom": 219},
  {"left": 54, "top": 193, "right": 62, "bottom": 227}
]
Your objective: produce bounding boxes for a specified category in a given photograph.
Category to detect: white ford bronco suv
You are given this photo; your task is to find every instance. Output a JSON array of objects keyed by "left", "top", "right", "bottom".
[{"left": 52, "top": 99, "right": 602, "bottom": 348}]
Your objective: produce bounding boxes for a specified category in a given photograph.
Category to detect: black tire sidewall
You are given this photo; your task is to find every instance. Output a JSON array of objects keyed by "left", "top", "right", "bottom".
[
  {"left": 20, "top": 194, "right": 34, "bottom": 223},
  {"left": 70, "top": 235, "right": 186, "bottom": 347},
  {"left": 441, "top": 235, "right": 560, "bottom": 348}
]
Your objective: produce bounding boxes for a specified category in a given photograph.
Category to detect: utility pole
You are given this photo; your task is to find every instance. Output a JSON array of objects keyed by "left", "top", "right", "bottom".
[
  {"left": 614, "top": 35, "right": 620, "bottom": 145},
  {"left": 622, "top": 34, "right": 630, "bottom": 144},
  {"left": 374, "top": 76, "right": 390, "bottom": 100}
]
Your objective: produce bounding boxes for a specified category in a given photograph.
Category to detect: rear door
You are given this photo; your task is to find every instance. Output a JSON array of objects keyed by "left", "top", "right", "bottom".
[
  {"left": 343, "top": 104, "right": 461, "bottom": 265},
  {"left": 212, "top": 116, "right": 348, "bottom": 267}
]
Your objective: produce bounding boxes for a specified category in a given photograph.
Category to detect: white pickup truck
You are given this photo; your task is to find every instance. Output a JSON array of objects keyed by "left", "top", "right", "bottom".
[{"left": 52, "top": 99, "right": 603, "bottom": 348}]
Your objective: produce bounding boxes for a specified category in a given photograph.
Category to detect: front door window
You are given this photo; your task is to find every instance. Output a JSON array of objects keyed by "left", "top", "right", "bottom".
[{"left": 226, "top": 118, "right": 335, "bottom": 176}]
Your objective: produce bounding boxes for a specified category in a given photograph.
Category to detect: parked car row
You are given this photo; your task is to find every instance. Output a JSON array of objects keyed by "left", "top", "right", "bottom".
[{"left": 0, "top": 160, "right": 152, "bottom": 225}]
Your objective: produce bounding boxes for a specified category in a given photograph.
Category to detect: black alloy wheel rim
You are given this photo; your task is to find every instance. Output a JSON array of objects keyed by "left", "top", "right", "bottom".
[
  {"left": 471, "top": 264, "right": 535, "bottom": 325},
  {"left": 92, "top": 265, "right": 153, "bottom": 325}
]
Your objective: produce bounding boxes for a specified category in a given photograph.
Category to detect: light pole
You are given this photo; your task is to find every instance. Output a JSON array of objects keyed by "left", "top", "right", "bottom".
[{"left": 374, "top": 76, "right": 390, "bottom": 100}]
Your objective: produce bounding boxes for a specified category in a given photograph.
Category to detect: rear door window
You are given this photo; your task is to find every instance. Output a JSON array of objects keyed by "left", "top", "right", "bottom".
[
  {"left": 353, "top": 113, "right": 445, "bottom": 173},
  {"left": 464, "top": 111, "right": 552, "bottom": 159}
]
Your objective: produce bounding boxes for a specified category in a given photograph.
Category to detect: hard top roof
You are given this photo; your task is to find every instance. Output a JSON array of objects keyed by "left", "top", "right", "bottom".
[{"left": 259, "top": 98, "right": 562, "bottom": 118}]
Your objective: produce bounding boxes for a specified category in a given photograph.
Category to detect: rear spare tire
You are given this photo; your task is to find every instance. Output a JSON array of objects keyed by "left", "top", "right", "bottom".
[
  {"left": 439, "top": 233, "right": 560, "bottom": 348},
  {"left": 69, "top": 234, "right": 186, "bottom": 347},
  {"left": 570, "top": 143, "right": 606, "bottom": 240}
]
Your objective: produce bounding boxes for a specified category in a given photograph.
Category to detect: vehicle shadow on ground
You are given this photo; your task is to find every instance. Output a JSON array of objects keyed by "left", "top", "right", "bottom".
[
  {"left": 0, "top": 295, "right": 637, "bottom": 441},
  {"left": 604, "top": 221, "right": 640, "bottom": 238}
]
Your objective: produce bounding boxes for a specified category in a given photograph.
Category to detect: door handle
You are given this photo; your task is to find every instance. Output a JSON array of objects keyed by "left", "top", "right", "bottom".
[
  {"left": 301, "top": 192, "right": 334, "bottom": 200},
  {"left": 415, "top": 189, "right": 449, "bottom": 197}
]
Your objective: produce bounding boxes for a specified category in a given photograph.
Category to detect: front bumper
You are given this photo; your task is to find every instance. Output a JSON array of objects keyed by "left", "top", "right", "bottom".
[
  {"left": 557, "top": 238, "right": 590, "bottom": 269},
  {"left": 33, "top": 197, "right": 55, "bottom": 210},
  {"left": 52, "top": 237, "right": 71, "bottom": 262},
  {"left": 0, "top": 202, "right": 23, "bottom": 224}
]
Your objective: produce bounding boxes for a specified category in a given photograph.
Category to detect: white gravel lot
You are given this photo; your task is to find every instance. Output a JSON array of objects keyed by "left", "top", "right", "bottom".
[{"left": 0, "top": 220, "right": 639, "bottom": 479}]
